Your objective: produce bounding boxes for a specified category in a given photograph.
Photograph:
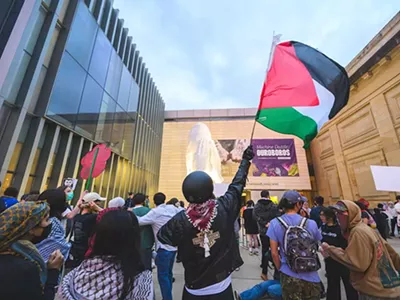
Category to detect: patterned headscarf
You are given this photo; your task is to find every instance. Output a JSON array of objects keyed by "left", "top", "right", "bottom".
[
  {"left": 0, "top": 201, "right": 50, "bottom": 285},
  {"left": 0, "top": 201, "right": 50, "bottom": 251}
]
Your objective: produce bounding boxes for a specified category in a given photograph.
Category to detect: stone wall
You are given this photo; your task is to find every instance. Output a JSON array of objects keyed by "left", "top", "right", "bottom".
[{"left": 311, "top": 47, "right": 400, "bottom": 206}]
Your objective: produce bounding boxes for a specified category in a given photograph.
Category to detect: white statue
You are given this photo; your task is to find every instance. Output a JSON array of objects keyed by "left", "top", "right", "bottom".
[{"left": 186, "top": 123, "right": 224, "bottom": 183}]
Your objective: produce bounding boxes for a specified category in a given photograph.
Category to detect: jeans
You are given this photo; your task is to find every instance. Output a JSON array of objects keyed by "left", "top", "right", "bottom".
[
  {"left": 155, "top": 248, "right": 176, "bottom": 300},
  {"left": 240, "top": 280, "right": 282, "bottom": 300}
]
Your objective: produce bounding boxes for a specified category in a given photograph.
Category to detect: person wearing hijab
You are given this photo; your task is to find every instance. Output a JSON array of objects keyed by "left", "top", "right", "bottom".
[{"left": 0, "top": 201, "right": 64, "bottom": 299}]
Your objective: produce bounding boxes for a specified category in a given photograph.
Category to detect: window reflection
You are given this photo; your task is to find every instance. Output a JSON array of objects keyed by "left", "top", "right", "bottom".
[
  {"left": 65, "top": 1, "right": 97, "bottom": 69},
  {"left": 110, "top": 104, "right": 127, "bottom": 153},
  {"left": 117, "top": 67, "right": 131, "bottom": 110},
  {"left": 105, "top": 51, "right": 122, "bottom": 100},
  {"left": 47, "top": 52, "right": 86, "bottom": 127},
  {"left": 122, "top": 117, "right": 135, "bottom": 159},
  {"left": 128, "top": 79, "right": 139, "bottom": 117},
  {"left": 96, "top": 92, "right": 116, "bottom": 143},
  {"left": 75, "top": 75, "right": 103, "bottom": 139},
  {"left": 89, "top": 29, "right": 112, "bottom": 87}
]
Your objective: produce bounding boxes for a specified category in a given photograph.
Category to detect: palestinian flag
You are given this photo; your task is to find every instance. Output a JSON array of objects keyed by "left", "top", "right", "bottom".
[{"left": 257, "top": 41, "right": 350, "bottom": 148}]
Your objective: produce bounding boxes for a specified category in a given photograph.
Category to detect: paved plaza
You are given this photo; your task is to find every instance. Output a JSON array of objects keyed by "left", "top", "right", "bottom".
[{"left": 153, "top": 236, "right": 400, "bottom": 299}]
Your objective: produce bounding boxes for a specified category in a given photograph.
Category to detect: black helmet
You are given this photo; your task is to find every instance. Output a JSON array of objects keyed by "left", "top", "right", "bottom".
[{"left": 182, "top": 171, "right": 214, "bottom": 203}]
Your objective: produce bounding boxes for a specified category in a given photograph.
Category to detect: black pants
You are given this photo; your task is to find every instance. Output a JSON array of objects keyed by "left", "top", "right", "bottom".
[
  {"left": 140, "top": 248, "right": 152, "bottom": 270},
  {"left": 260, "top": 235, "right": 270, "bottom": 275},
  {"left": 325, "top": 258, "right": 358, "bottom": 300},
  {"left": 391, "top": 218, "right": 397, "bottom": 236},
  {"left": 182, "top": 284, "right": 234, "bottom": 299}
]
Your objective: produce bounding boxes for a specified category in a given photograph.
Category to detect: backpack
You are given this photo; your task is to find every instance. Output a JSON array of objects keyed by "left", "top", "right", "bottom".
[{"left": 277, "top": 217, "right": 321, "bottom": 273}]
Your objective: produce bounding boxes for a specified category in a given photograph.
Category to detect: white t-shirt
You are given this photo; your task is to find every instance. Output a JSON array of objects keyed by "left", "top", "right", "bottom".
[{"left": 185, "top": 275, "right": 232, "bottom": 296}]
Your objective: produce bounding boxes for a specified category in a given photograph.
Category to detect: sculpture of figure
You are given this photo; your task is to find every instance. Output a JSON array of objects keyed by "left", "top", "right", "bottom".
[{"left": 186, "top": 123, "right": 224, "bottom": 183}]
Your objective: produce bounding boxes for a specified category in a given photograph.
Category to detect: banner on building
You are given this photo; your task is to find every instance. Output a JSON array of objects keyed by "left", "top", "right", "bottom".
[{"left": 215, "top": 138, "right": 299, "bottom": 177}]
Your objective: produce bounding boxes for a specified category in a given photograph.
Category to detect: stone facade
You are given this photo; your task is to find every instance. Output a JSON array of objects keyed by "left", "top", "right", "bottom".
[{"left": 311, "top": 13, "right": 400, "bottom": 205}]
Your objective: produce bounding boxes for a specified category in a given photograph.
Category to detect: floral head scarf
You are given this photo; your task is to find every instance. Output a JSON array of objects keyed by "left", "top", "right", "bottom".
[{"left": 0, "top": 201, "right": 50, "bottom": 252}]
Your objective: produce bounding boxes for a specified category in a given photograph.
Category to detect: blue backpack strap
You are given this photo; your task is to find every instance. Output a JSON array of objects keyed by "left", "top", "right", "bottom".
[
  {"left": 277, "top": 217, "right": 289, "bottom": 229},
  {"left": 299, "top": 217, "right": 307, "bottom": 228}
]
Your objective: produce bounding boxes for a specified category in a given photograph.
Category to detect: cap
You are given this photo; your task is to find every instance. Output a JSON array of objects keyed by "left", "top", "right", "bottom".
[
  {"left": 282, "top": 190, "right": 303, "bottom": 204},
  {"left": 82, "top": 192, "right": 106, "bottom": 204},
  {"left": 329, "top": 201, "right": 348, "bottom": 212},
  {"left": 301, "top": 196, "right": 308, "bottom": 202},
  {"left": 108, "top": 197, "right": 125, "bottom": 208}
]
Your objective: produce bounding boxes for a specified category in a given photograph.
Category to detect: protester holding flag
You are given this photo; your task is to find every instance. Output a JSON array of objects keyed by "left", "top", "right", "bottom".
[{"left": 157, "top": 146, "right": 254, "bottom": 300}]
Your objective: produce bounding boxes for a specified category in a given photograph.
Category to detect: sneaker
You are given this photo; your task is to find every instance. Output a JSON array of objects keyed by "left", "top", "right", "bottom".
[
  {"left": 253, "top": 248, "right": 259, "bottom": 256},
  {"left": 234, "top": 290, "right": 241, "bottom": 300},
  {"left": 249, "top": 248, "right": 253, "bottom": 255}
]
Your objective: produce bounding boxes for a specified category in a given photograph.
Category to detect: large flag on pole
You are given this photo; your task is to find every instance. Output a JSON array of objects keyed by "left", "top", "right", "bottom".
[{"left": 256, "top": 40, "right": 350, "bottom": 148}]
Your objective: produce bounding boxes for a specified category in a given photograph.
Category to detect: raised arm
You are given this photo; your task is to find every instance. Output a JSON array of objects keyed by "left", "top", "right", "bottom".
[{"left": 218, "top": 145, "right": 254, "bottom": 217}]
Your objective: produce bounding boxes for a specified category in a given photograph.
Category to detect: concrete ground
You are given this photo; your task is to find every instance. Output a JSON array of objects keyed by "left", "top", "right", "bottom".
[{"left": 153, "top": 237, "right": 400, "bottom": 299}]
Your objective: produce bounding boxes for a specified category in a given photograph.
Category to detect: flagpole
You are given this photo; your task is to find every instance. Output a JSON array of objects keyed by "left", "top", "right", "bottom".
[{"left": 250, "top": 31, "right": 280, "bottom": 144}]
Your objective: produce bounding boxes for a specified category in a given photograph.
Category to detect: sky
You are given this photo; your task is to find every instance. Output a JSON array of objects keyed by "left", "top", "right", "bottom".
[{"left": 113, "top": 0, "right": 399, "bottom": 111}]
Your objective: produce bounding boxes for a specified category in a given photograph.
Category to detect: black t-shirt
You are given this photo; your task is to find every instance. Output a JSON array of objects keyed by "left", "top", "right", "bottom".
[
  {"left": 321, "top": 223, "right": 347, "bottom": 249},
  {"left": 71, "top": 213, "right": 97, "bottom": 260}
]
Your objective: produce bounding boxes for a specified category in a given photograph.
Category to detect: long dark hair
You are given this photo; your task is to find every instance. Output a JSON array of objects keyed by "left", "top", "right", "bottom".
[
  {"left": 38, "top": 189, "right": 66, "bottom": 220},
  {"left": 90, "top": 210, "right": 143, "bottom": 299}
]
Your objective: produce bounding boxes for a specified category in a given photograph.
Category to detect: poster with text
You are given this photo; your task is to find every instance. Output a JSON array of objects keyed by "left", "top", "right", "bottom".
[
  {"left": 215, "top": 138, "right": 299, "bottom": 177},
  {"left": 252, "top": 139, "right": 299, "bottom": 177}
]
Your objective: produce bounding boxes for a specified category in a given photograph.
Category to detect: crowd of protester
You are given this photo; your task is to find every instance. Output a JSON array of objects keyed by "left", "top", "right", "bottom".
[{"left": 1, "top": 145, "right": 400, "bottom": 300}]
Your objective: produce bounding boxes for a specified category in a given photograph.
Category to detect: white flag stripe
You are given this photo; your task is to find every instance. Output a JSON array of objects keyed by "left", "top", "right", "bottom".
[{"left": 294, "top": 79, "right": 335, "bottom": 131}]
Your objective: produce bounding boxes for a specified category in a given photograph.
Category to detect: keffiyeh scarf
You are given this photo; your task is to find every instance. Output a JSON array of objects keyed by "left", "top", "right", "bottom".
[
  {"left": 58, "top": 257, "right": 153, "bottom": 299},
  {"left": 0, "top": 201, "right": 50, "bottom": 285},
  {"left": 186, "top": 199, "right": 218, "bottom": 257}
]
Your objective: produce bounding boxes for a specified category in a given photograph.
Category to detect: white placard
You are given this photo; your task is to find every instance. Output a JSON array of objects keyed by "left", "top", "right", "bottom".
[
  {"left": 370, "top": 165, "right": 400, "bottom": 192},
  {"left": 213, "top": 183, "right": 229, "bottom": 197}
]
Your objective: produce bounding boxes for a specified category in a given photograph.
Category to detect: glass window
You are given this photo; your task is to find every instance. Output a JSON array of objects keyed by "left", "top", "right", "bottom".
[
  {"left": 47, "top": 52, "right": 86, "bottom": 127},
  {"left": 29, "top": 65, "right": 47, "bottom": 113},
  {"left": 65, "top": 1, "right": 97, "bottom": 69},
  {"left": 89, "top": 29, "right": 112, "bottom": 87},
  {"left": 128, "top": 79, "right": 139, "bottom": 116},
  {"left": 25, "top": 5, "right": 46, "bottom": 55},
  {"left": 43, "top": 24, "right": 61, "bottom": 68},
  {"left": 0, "top": 50, "right": 31, "bottom": 104},
  {"left": 104, "top": 50, "right": 122, "bottom": 100},
  {"left": 75, "top": 75, "right": 103, "bottom": 139},
  {"left": 122, "top": 116, "right": 135, "bottom": 159},
  {"left": 95, "top": 92, "right": 116, "bottom": 143},
  {"left": 117, "top": 66, "right": 131, "bottom": 110},
  {"left": 110, "top": 105, "right": 127, "bottom": 153}
]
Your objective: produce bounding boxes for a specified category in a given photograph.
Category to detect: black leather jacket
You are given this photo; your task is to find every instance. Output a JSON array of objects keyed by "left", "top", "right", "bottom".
[{"left": 158, "top": 159, "right": 251, "bottom": 289}]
